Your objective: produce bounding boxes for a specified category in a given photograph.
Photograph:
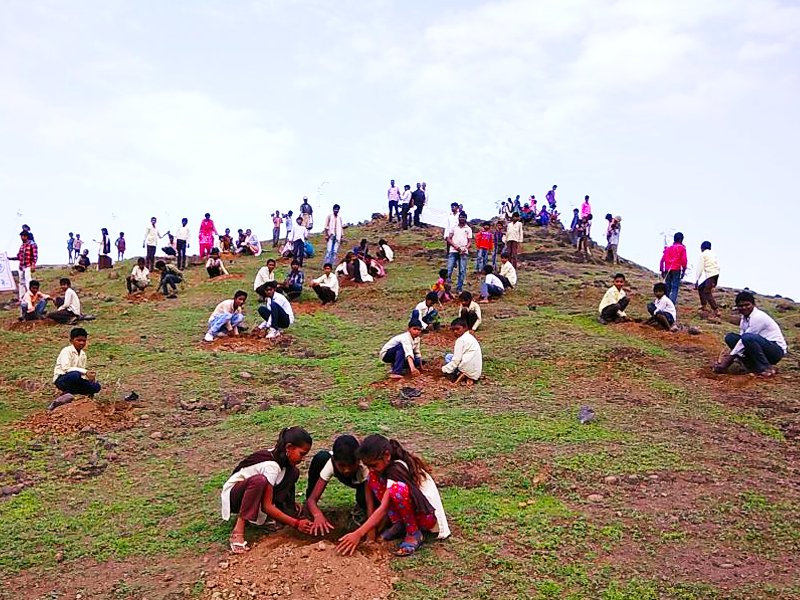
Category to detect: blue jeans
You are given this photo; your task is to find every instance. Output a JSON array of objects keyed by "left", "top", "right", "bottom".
[
  {"left": 725, "top": 333, "right": 784, "bottom": 373},
  {"left": 21, "top": 298, "right": 48, "bottom": 320},
  {"left": 480, "top": 283, "right": 503, "bottom": 299},
  {"left": 411, "top": 308, "right": 439, "bottom": 325},
  {"left": 324, "top": 235, "right": 339, "bottom": 266},
  {"left": 55, "top": 371, "right": 101, "bottom": 396},
  {"left": 160, "top": 274, "right": 181, "bottom": 295},
  {"left": 207, "top": 312, "right": 245, "bottom": 336},
  {"left": 664, "top": 270, "right": 682, "bottom": 305},
  {"left": 447, "top": 252, "right": 468, "bottom": 292},
  {"left": 382, "top": 343, "right": 421, "bottom": 375},
  {"left": 475, "top": 248, "right": 489, "bottom": 273}
]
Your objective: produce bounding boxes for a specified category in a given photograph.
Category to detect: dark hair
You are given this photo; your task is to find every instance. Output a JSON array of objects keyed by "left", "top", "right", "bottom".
[
  {"left": 483, "top": 265, "right": 494, "bottom": 274},
  {"left": 210, "top": 247, "right": 220, "bottom": 256},
  {"left": 482, "top": 221, "right": 491, "bottom": 227},
  {"left": 155, "top": 260, "right": 166, "bottom": 269},
  {"left": 653, "top": 282, "right": 667, "bottom": 294},
  {"left": 182, "top": 218, "right": 188, "bottom": 224},
  {"left": 29, "top": 280, "right": 40, "bottom": 288},
  {"left": 459, "top": 291, "right": 472, "bottom": 302},
  {"left": 70, "top": 327, "right": 88, "bottom": 339},
  {"left": 290, "top": 260, "right": 300, "bottom": 267},
  {"left": 701, "top": 241, "right": 711, "bottom": 251},
  {"left": 735, "top": 291, "right": 756, "bottom": 305},
  {"left": 408, "top": 318, "right": 423, "bottom": 329},
  {"left": 264, "top": 281, "right": 278, "bottom": 290},
  {"left": 605, "top": 213, "right": 613, "bottom": 221},
  {"left": 274, "top": 426, "right": 312, "bottom": 467},
  {"left": 585, "top": 195, "right": 590, "bottom": 200},
  {"left": 438, "top": 268, "right": 448, "bottom": 279},
  {"left": 333, "top": 204, "right": 340, "bottom": 210},
  {"left": 137, "top": 257, "right": 145, "bottom": 264},
  {"left": 119, "top": 231, "right": 125, "bottom": 236},
  {"left": 359, "top": 238, "right": 368, "bottom": 246},
  {"left": 425, "top": 291, "right": 439, "bottom": 303},
  {"left": 458, "top": 212, "right": 468, "bottom": 220},
  {"left": 332, "top": 434, "right": 359, "bottom": 465},
  {"left": 267, "top": 258, "right": 276, "bottom": 265},
  {"left": 378, "top": 238, "right": 387, "bottom": 246},
  {"left": 204, "top": 213, "right": 211, "bottom": 219},
  {"left": 357, "top": 434, "right": 431, "bottom": 486},
  {"left": 323, "top": 262, "right": 333, "bottom": 269},
  {"left": 613, "top": 273, "right": 626, "bottom": 281},
  {"left": 59, "top": 277, "right": 71, "bottom": 286},
  {"left": 233, "top": 290, "right": 248, "bottom": 301},
  {"left": 674, "top": 232, "right": 684, "bottom": 243},
  {"left": 451, "top": 318, "right": 469, "bottom": 328},
  {"left": 20, "top": 231, "right": 29, "bottom": 238}
]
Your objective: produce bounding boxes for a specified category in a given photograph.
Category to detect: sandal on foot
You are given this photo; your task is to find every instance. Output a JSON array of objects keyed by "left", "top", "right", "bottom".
[
  {"left": 757, "top": 368, "right": 776, "bottom": 378},
  {"left": 380, "top": 522, "right": 405, "bottom": 541},
  {"left": 229, "top": 535, "right": 249, "bottom": 554},
  {"left": 395, "top": 531, "right": 423, "bottom": 556}
]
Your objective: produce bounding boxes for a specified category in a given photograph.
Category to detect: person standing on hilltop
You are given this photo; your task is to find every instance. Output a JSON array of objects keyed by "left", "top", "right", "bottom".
[
  {"left": 694, "top": 241, "right": 720, "bottom": 318},
  {"left": 143, "top": 217, "right": 166, "bottom": 271},
  {"left": 411, "top": 183, "right": 426, "bottom": 228},
  {"left": 387, "top": 179, "right": 401, "bottom": 223},
  {"left": 605, "top": 215, "right": 621, "bottom": 264},
  {"left": 505, "top": 212, "right": 523, "bottom": 268},
  {"left": 421, "top": 182, "right": 428, "bottom": 226},
  {"left": 444, "top": 202, "right": 461, "bottom": 254},
  {"left": 300, "top": 196, "right": 314, "bottom": 229},
  {"left": 546, "top": 185, "right": 558, "bottom": 209},
  {"left": 323, "top": 204, "right": 343, "bottom": 267},
  {"left": 174, "top": 218, "right": 190, "bottom": 270},
  {"left": 713, "top": 291, "right": 787, "bottom": 378},
  {"left": 199, "top": 213, "right": 218, "bottom": 258},
  {"left": 10, "top": 230, "right": 37, "bottom": 298},
  {"left": 660, "top": 232, "right": 687, "bottom": 306},
  {"left": 581, "top": 195, "right": 592, "bottom": 219},
  {"left": 447, "top": 212, "right": 472, "bottom": 293},
  {"left": 399, "top": 184, "right": 412, "bottom": 230}
]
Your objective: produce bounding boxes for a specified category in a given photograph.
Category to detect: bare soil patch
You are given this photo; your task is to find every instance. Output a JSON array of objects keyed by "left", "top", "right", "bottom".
[
  {"left": 6, "top": 318, "right": 59, "bottom": 332},
  {"left": 126, "top": 291, "right": 167, "bottom": 304},
  {"left": 203, "top": 537, "right": 394, "bottom": 600},
  {"left": 22, "top": 399, "right": 137, "bottom": 435},
  {"left": 199, "top": 332, "right": 293, "bottom": 354}
]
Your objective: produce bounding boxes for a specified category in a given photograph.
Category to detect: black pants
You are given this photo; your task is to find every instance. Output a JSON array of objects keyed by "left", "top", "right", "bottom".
[
  {"left": 160, "top": 274, "right": 181, "bottom": 295},
  {"left": 388, "top": 200, "right": 400, "bottom": 222},
  {"left": 293, "top": 240, "right": 305, "bottom": 266},
  {"left": 600, "top": 297, "right": 630, "bottom": 322},
  {"left": 145, "top": 245, "right": 156, "bottom": 271},
  {"left": 48, "top": 310, "right": 77, "bottom": 324},
  {"left": 725, "top": 333, "right": 784, "bottom": 373},
  {"left": 55, "top": 372, "right": 101, "bottom": 396},
  {"left": 497, "top": 275, "right": 512, "bottom": 289},
  {"left": 459, "top": 309, "right": 479, "bottom": 330},
  {"left": 414, "top": 205, "right": 423, "bottom": 227},
  {"left": 176, "top": 239, "right": 187, "bottom": 270},
  {"left": 126, "top": 277, "right": 148, "bottom": 294},
  {"left": 258, "top": 301, "right": 291, "bottom": 329},
  {"left": 400, "top": 203, "right": 410, "bottom": 230},
  {"left": 277, "top": 285, "right": 302, "bottom": 301},
  {"left": 305, "top": 450, "right": 366, "bottom": 510},
  {"left": 207, "top": 266, "right": 221, "bottom": 278},
  {"left": 313, "top": 285, "right": 336, "bottom": 304}
]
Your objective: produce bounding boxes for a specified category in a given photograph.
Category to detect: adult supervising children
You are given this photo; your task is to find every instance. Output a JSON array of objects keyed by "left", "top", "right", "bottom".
[
  {"left": 323, "top": 204, "right": 343, "bottom": 267},
  {"left": 447, "top": 212, "right": 472, "bottom": 293}
]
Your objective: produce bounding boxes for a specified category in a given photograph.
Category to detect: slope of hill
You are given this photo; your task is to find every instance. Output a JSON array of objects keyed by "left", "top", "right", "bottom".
[{"left": 0, "top": 221, "right": 798, "bottom": 600}]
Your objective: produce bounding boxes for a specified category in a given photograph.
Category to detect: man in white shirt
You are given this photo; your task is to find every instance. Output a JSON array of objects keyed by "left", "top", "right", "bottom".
[
  {"left": 399, "top": 185, "right": 412, "bottom": 230},
  {"left": 505, "top": 212, "right": 524, "bottom": 268},
  {"left": 257, "top": 282, "right": 295, "bottom": 339},
  {"left": 714, "top": 291, "right": 787, "bottom": 377},
  {"left": 479, "top": 265, "right": 505, "bottom": 302},
  {"left": 175, "top": 218, "right": 190, "bottom": 270},
  {"left": 695, "top": 241, "right": 720, "bottom": 317},
  {"left": 289, "top": 216, "right": 308, "bottom": 266},
  {"left": 447, "top": 212, "right": 473, "bottom": 293},
  {"left": 126, "top": 258, "right": 151, "bottom": 294},
  {"left": 48, "top": 278, "right": 82, "bottom": 324},
  {"left": 311, "top": 263, "right": 339, "bottom": 305},
  {"left": 143, "top": 217, "right": 166, "bottom": 271},
  {"left": 254, "top": 258, "right": 277, "bottom": 299},
  {"left": 387, "top": 179, "right": 401, "bottom": 223},
  {"left": 443, "top": 202, "right": 461, "bottom": 253},
  {"left": 379, "top": 319, "right": 423, "bottom": 379},
  {"left": 442, "top": 318, "right": 482, "bottom": 383},
  {"left": 323, "top": 204, "right": 344, "bottom": 267}
]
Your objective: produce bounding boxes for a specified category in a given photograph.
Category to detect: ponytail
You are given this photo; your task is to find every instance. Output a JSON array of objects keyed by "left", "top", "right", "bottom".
[
  {"left": 358, "top": 434, "right": 431, "bottom": 486},
  {"left": 273, "top": 426, "right": 312, "bottom": 468}
]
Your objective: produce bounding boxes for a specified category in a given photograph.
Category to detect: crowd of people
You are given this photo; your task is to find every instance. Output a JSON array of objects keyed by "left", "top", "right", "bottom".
[{"left": 3, "top": 180, "right": 791, "bottom": 562}]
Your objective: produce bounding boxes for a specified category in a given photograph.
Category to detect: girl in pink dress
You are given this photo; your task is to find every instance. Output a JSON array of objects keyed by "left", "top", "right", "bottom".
[{"left": 199, "top": 213, "right": 218, "bottom": 258}]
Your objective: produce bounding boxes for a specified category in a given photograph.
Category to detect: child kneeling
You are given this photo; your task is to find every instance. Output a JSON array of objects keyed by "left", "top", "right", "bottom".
[
  {"left": 645, "top": 282, "right": 677, "bottom": 331},
  {"left": 442, "top": 318, "right": 483, "bottom": 384},
  {"left": 337, "top": 434, "right": 450, "bottom": 557}
]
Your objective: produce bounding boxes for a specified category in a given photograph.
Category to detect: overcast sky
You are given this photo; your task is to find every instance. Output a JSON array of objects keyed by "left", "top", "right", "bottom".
[{"left": 1, "top": 0, "right": 798, "bottom": 298}]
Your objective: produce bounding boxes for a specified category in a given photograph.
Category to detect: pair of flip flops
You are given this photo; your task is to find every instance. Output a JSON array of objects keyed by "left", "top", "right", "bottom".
[{"left": 381, "top": 524, "right": 423, "bottom": 556}]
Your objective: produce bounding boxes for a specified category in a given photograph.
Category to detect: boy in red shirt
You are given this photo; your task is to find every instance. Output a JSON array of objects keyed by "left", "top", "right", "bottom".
[
  {"left": 474, "top": 222, "right": 494, "bottom": 273},
  {"left": 659, "top": 232, "right": 687, "bottom": 305}
]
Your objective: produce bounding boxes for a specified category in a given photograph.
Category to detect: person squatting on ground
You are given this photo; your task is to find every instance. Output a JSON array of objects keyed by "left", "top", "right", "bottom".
[
  {"left": 479, "top": 265, "right": 504, "bottom": 302},
  {"left": 458, "top": 291, "right": 482, "bottom": 331},
  {"left": 411, "top": 291, "right": 440, "bottom": 332},
  {"left": 277, "top": 261, "right": 304, "bottom": 301},
  {"left": 645, "top": 282, "right": 677, "bottom": 331},
  {"left": 660, "top": 232, "right": 687, "bottom": 306},
  {"left": 713, "top": 291, "right": 787, "bottom": 378},
  {"left": 48, "top": 278, "right": 82, "bottom": 324},
  {"left": 155, "top": 260, "right": 183, "bottom": 298},
  {"left": 442, "top": 318, "right": 483, "bottom": 384},
  {"left": 498, "top": 253, "right": 517, "bottom": 289},
  {"left": 336, "top": 434, "right": 450, "bottom": 557},
  {"left": 253, "top": 258, "right": 277, "bottom": 300},
  {"left": 257, "top": 281, "right": 295, "bottom": 339},
  {"left": 51, "top": 327, "right": 101, "bottom": 410},
  {"left": 311, "top": 263, "right": 339, "bottom": 305},
  {"left": 205, "top": 291, "right": 247, "bottom": 342},
  {"left": 598, "top": 273, "right": 629, "bottom": 324},
  {"left": 380, "top": 320, "right": 423, "bottom": 379},
  {"left": 19, "top": 280, "right": 51, "bottom": 320},
  {"left": 304, "top": 434, "right": 369, "bottom": 535},
  {"left": 126, "top": 258, "right": 151, "bottom": 294},
  {"left": 431, "top": 268, "right": 453, "bottom": 303},
  {"left": 221, "top": 427, "right": 314, "bottom": 554},
  {"left": 205, "top": 249, "right": 229, "bottom": 278},
  {"left": 695, "top": 241, "right": 720, "bottom": 317},
  {"left": 376, "top": 238, "right": 394, "bottom": 262}
]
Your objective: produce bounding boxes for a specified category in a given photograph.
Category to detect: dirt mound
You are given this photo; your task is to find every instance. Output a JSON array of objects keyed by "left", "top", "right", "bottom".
[
  {"left": 23, "top": 399, "right": 137, "bottom": 435},
  {"left": 200, "top": 332, "right": 293, "bottom": 354},
  {"left": 292, "top": 301, "right": 323, "bottom": 315},
  {"left": 204, "top": 538, "right": 394, "bottom": 600},
  {"left": 126, "top": 291, "right": 166, "bottom": 304},
  {"left": 207, "top": 273, "right": 244, "bottom": 282},
  {"left": 371, "top": 359, "right": 461, "bottom": 405},
  {"left": 7, "top": 318, "right": 59, "bottom": 332},
  {"left": 420, "top": 328, "right": 455, "bottom": 348}
]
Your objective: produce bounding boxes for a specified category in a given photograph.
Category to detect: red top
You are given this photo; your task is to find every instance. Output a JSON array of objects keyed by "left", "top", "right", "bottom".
[
  {"left": 475, "top": 231, "right": 494, "bottom": 250},
  {"left": 17, "top": 241, "right": 38, "bottom": 269},
  {"left": 660, "top": 243, "right": 687, "bottom": 272}
]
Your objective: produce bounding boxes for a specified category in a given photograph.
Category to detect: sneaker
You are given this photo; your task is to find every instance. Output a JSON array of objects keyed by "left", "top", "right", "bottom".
[
  {"left": 257, "top": 321, "right": 269, "bottom": 330},
  {"left": 265, "top": 328, "right": 281, "bottom": 339},
  {"left": 203, "top": 333, "right": 214, "bottom": 342}
]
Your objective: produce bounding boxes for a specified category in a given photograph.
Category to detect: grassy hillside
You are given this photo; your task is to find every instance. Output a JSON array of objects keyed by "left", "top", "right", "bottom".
[{"left": 0, "top": 221, "right": 798, "bottom": 600}]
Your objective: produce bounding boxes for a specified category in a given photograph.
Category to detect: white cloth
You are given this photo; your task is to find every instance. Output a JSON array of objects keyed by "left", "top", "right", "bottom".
[
  {"left": 175, "top": 226, "right": 190, "bottom": 242},
  {"left": 380, "top": 244, "right": 394, "bottom": 262},
  {"left": 129, "top": 265, "right": 150, "bottom": 286},
  {"left": 695, "top": 249, "right": 720, "bottom": 284},
  {"left": 253, "top": 266, "right": 276, "bottom": 290},
  {"left": 269, "top": 292, "right": 295, "bottom": 325},
  {"left": 444, "top": 212, "right": 460, "bottom": 241},
  {"left": 505, "top": 221, "right": 523, "bottom": 243},
  {"left": 319, "top": 454, "right": 368, "bottom": 484},
  {"left": 499, "top": 261, "right": 517, "bottom": 287},
  {"left": 209, "top": 299, "right": 241, "bottom": 322},
  {"left": 324, "top": 214, "right": 343, "bottom": 240},
  {"left": 290, "top": 226, "right": 307, "bottom": 243},
  {"left": 413, "top": 301, "right": 435, "bottom": 330},
  {"left": 463, "top": 301, "right": 482, "bottom": 330},
  {"left": 60, "top": 287, "right": 81, "bottom": 315},
  {"left": 448, "top": 225, "right": 473, "bottom": 254},
  {"left": 400, "top": 190, "right": 411, "bottom": 204},
  {"left": 144, "top": 225, "right": 161, "bottom": 246},
  {"left": 246, "top": 234, "right": 262, "bottom": 256},
  {"left": 442, "top": 331, "right": 482, "bottom": 381},
  {"left": 598, "top": 286, "right": 625, "bottom": 315},
  {"left": 53, "top": 345, "right": 88, "bottom": 382},
  {"left": 379, "top": 331, "right": 421, "bottom": 360},
  {"left": 730, "top": 307, "right": 787, "bottom": 356},
  {"left": 485, "top": 273, "right": 504, "bottom": 289},
  {"left": 387, "top": 460, "right": 450, "bottom": 540},
  {"left": 312, "top": 272, "right": 339, "bottom": 298},
  {"left": 652, "top": 295, "right": 676, "bottom": 321},
  {"left": 220, "top": 459, "right": 285, "bottom": 524}
]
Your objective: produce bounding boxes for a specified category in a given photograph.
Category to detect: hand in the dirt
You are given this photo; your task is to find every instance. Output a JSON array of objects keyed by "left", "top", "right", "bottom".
[
  {"left": 410, "top": 367, "right": 421, "bottom": 377},
  {"left": 85, "top": 371, "right": 96, "bottom": 381},
  {"left": 295, "top": 518, "right": 314, "bottom": 534},
  {"left": 311, "top": 514, "right": 335, "bottom": 536},
  {"left": 336, "top": 531, "right": 362, "bottom": 555}
]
